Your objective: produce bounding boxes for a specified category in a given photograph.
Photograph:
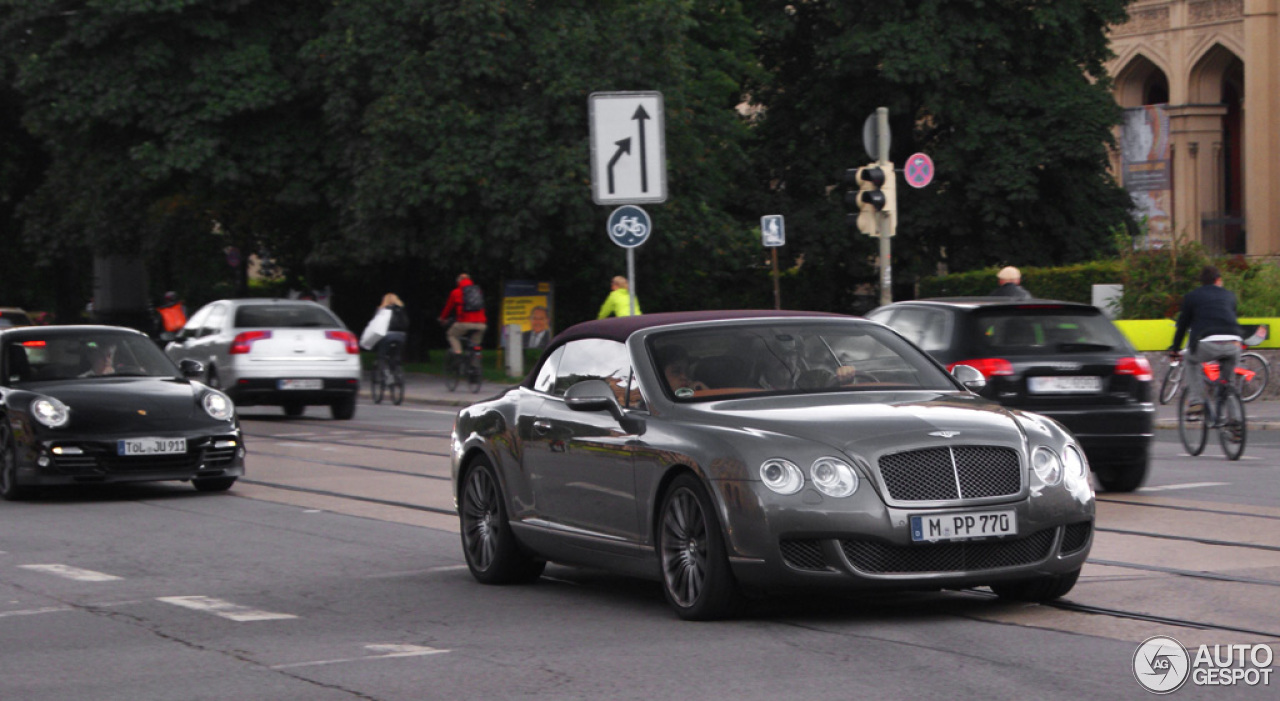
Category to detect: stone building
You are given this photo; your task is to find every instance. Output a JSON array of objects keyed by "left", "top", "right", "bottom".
[{"left": 1106, "top": 0, "right": 1278, "bottom": 255}]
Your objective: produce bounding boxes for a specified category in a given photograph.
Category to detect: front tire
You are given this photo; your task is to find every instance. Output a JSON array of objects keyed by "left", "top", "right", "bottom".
[
  {"left": 1238, "top": 352, "right": 1268, "bottom": 403},
  {"left": 193, "top": 477, "right": 237, "bottom": 492},
  {"left": 0, "top": 423, "right": 31, "bottom": 501},
  {"left": 991, "top": 568, "right": 1080, "bottom": 602},
  {"left": 1158, "top": 362, "right": 1182, "bottom": 405},
  {"left": 1178, "top": 390, "right": 1207, "bottom": 456},
  {"left": 657, "top": 474, "right": 744, "bottom": 620},
  {"left": 458, "top": 456, "right": 545, "bottom": 584}
]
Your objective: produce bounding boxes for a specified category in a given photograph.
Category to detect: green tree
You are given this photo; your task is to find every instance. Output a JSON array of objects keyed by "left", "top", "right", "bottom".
[
  {"left": 306, "top": 0, "right": 766, "bottom": 323},
  {"left": 747, "top": 0, "right": 1137, "bottom": 306},
  {"left": 0, "top": 0, "right": 334, "bottom": 304}
]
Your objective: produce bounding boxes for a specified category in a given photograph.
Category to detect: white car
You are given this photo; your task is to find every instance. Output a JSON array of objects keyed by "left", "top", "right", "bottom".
[{"left": 165, "top": 299, "right": 362, "bottom": 419}]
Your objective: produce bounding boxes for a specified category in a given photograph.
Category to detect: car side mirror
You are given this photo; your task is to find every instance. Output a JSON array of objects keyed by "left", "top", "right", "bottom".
[
  {"left": 564, "top": 379, "right": 645, "bottom": 434},
  {"left": 950, "top": 364, "right": 986, "bottom": 392},
  {"left": 179, "top": 359, "right": 204, "bottom": 379}
]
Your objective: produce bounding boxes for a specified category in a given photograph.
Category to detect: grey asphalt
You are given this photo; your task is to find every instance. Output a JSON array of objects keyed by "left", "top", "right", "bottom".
[{"left": 392, "top": 372, "right": 1280, "bottom": 430}]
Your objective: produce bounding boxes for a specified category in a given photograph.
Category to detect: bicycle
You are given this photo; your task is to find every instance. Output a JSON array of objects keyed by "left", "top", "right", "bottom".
[
  {"left": 1160, "top": 335, "right": 1269, "bottom": 404},
  {"left": 446, "top": 343, "right": 483, "bottom": 393},
  {"left": 1177, "top": 358, "right": 1246, "bottom": 460},
  {"left": 369, "top": 338, "right": 405, "bottom": 405}
]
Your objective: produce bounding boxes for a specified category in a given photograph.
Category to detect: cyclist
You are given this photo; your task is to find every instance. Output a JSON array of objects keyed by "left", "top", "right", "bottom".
[
  {"left": 1169, "top": 265, "right": 1242, "bottom": 422},
  {"left": 439, "top": 273, "right": 487, "bottom": 371},
  {"left": 376, "top": 292, "right": 409, "bottom": 374},
  {"left": 597, "top": 275, "right": 641, "bottom": 319}
]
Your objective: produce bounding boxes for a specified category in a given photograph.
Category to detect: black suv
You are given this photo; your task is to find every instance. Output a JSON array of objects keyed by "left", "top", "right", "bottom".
[{"left": 867, "top": 298, "right": 1154, "bottom": 492}]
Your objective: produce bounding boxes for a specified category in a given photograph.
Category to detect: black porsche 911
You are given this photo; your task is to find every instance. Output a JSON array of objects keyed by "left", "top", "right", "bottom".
[{"left": 1, "top": 325, "right": 245, "bottom": 499}]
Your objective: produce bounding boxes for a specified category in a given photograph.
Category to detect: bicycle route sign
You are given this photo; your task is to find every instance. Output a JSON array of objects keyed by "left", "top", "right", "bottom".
[
  {"left": 607, "top": 205, "right": 651, "bottom": 248},
  {"left": 589, "top": 91, "right": 667, "bottom": 205}
]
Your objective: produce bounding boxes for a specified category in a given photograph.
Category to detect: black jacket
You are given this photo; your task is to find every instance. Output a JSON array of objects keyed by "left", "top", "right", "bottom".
[
  {"left": 1171, "top": 284, "right": 1240, "bottom": 351},
  {"left": 990, "top": 283, "right": 1032, "bottom": 300}
]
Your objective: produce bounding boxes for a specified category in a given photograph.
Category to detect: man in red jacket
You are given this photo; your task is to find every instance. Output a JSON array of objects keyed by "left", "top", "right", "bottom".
[{"left": 439, "top": 273, "right": 487, "bottom": 364}]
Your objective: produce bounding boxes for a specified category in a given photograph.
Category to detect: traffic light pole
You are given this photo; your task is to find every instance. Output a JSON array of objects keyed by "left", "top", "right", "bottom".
[{"left": 876, "top": 107, "right": 892, "bottom": 306}]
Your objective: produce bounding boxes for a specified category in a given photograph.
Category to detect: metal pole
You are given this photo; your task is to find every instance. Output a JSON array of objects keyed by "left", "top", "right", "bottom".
[
  {"left": 877, "top": 107, "right": 892, "bottom": 306},
  {"left": 626, "top": 248, "right": 637, "bottom": 316},
  {"left": 772, "top": 248, "right": 781, "bottom": 310}
]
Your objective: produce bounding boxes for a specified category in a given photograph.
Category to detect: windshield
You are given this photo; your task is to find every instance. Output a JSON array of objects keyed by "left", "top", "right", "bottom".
[
  {"left": 647, "top": 321, "right": 957, "bottom": 401},
  {"left": 4, "top": 332, "right": 179, "bottom": 384}
]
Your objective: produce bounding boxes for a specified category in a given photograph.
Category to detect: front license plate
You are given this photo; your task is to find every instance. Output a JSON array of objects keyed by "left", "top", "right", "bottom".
[
  {"left": 118, "top": 438, "right": 187, "bottom": 456},
  {"left": 279, "top": 379, "right": 323, "bottom": 390},
  {"left": 911, "top": 510, "right": 1017, "bottom": 542},
  {"left": 1027, "top": 376, "right": 1102, "bottom": 394}
]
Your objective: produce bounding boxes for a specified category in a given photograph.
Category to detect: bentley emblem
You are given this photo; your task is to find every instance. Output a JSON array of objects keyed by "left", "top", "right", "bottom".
[
  {"left": 137, "top": 410, "right": 147, "bottom": 416},
  {"left": 928, "top": 431, "right": 960, "bottom": 438}
]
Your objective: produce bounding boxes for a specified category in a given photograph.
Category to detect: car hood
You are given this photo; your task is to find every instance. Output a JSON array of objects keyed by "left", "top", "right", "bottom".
[
  {"left": 693, "top": 391, "right": 1032, "bottom": 456},
  {"left": 33, "top": 377, "right": 223, "bottom": 432}
]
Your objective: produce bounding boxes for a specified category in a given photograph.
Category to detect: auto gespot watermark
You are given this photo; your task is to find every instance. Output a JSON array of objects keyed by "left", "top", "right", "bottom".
[{"left": 1133, "top": 635, "right": 1274, "bottom": 694}]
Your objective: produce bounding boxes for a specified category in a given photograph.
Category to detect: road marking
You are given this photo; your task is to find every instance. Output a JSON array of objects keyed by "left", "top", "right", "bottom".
[
  {"left": 270, "top": 644, "right": 449, "bottom": 669},
  {"left": 1138, "top": 482, "right": 1230, "bottom": 492},
  {"left": 19, "top": 564, "right": 122, "bottom": 582},
  {"left": 0, "top": 606, "right": 72, "bottom": 618},
  {"left": 157, "top": 596, "right": 297, "bottom": 621}
]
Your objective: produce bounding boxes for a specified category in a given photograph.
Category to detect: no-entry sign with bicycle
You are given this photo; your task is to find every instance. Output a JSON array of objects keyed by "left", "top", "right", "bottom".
[{"left": 607, "top": 205, "right": 651, "bottom": 248}]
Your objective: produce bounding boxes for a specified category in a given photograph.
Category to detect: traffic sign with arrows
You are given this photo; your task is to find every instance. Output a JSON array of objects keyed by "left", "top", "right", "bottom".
[{"left": 589, "top": 92, "right": 667, "bottom": 204}]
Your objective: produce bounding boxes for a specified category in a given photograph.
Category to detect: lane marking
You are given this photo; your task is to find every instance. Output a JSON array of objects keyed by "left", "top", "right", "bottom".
[
  {"left": 270, "top": 644, "right": 449, "bottom": 669},
  {"left": 157, "top": 596, "right": 297, "bottom": 621},
  {"left": 0, "top": 606, "right": 72, "bottom": 618},
  {"left": 19, "top": 564, "right": 122, "bottom": 582},
  {"left": 1138, "top": 482, "right": 1230, "bottom": 492}
]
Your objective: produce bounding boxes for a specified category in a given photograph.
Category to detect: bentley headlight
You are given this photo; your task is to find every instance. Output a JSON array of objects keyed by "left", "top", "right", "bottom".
[
  {"left": 202, "top": 391, "right": 234, "bottom": 421},
  {"left": 31, "top": 397, "right": 70, "bottom": 428},
  {"left": 810, "top": 457, "right": 858, "bottom": 498},
  {"left": 760, "top": 458, "right": 804, "bottom": 495},
  {"left": 1062, "top": 444, "right": 1088, "bottom": 488},
  {"left": 1031, "top": 446, "right": 1063, "bottom": 486}
]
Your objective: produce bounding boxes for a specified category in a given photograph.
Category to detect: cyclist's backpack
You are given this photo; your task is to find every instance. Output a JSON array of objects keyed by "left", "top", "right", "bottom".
[
  {"left": 388, "top": 305, "right": 410, "bottom": 332},
  {"left": 462, "top": 284, "right": 485, "bottom": 313}
]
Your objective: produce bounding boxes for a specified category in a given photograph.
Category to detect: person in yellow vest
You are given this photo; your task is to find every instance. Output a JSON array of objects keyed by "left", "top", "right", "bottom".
[
  {"left": 156, "top": 291, "right": 188, "bottom": 341},
  {"left": 597, "top": 276, "right": 641, "bottom": 319}
]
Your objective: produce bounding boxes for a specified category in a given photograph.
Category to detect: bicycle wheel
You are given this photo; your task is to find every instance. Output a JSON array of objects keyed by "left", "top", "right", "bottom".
[
  {"left": 1158, "top": 361, "right": 1183, "bottom": 405},
  {"left": 468, "top": 355, "right": 483, "bottom": 393},
  {"left": 1237, "top": 352, "right": 1268, "bottom": 403},
  {"left": 391, "top": 367, "right": 405, "bottom": 405},
  {"left": 445, "top": 354, "right": 460, "bottom": 392},
  {"left": 1218, "top": 387, "right": 1246, "bottom": 460},
  {"left": 370, "top": 364, "right": 385, "bottom": 404},
  {"left": 1177, "top": 388, "right": 1207, "bottom": 456}
]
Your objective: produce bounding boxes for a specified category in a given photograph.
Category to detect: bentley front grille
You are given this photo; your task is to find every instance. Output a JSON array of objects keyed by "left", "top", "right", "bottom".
[
  {"left": 878, "top": 446, "right": 1021, "bottom": 502},
  {"left": 840, "top": 528, "right": 1055, "bottom": 574}
]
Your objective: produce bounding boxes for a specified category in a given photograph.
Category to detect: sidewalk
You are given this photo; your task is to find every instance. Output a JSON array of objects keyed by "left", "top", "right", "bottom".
[{"left": 395, "top": 372, "right": 1280, "bottom": 429}]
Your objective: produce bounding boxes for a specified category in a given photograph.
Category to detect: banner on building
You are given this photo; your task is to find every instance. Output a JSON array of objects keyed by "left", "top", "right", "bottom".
[{"left": 1120, "top": 105, "right": 1172, "bottom": 245}]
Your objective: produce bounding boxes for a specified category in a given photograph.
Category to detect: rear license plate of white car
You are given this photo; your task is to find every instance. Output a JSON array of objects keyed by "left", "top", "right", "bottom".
[
  {"left": 1027, "top": 376, "right": 1102, "bottom": 394},
  {"left": 911, "top": 510, "right": 1017, "bottom": 542},
  {"left": 279, "top": 379, "right": 323, "bottom": 390},
  {"left": 118, "top": 438, "right": 187, "bottom": 456}
]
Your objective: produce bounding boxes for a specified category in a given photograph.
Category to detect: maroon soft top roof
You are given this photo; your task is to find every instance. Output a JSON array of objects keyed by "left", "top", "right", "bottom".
[{"left": 552, "top": 309, "right": 852, "bottom": 345}]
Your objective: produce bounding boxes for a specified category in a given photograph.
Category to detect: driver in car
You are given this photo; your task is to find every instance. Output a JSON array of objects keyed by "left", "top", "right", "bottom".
[{"left": 80, "top": 344, "right": 116, "bottom": 377}]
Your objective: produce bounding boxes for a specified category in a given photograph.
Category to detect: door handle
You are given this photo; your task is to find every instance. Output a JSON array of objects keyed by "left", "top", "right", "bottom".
[{"left": 532, "top": 420, "right": 552, "bottom": 434}]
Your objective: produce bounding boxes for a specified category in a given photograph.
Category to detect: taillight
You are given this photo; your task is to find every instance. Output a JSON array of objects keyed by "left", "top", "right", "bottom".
[
  {"left": 1115, "top": 356, "right": 1153, "bottom": 382},
  {"left": 326, "top": 330, "right": 360, "bottom": 354},
  {"left": 230, "top": 330, "right": 272, "bottom": 354},
  {"left": 948, "top": 358, "right": 1014, "bottom": 378}
]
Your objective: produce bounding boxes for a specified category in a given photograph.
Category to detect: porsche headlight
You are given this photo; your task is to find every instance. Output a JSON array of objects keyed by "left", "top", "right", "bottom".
[
  {"left": 810, "top": 457, "right": 858, "bottom": 498},
  {"left": 760, "top": 458, "right": 804, "bottom": 495},
  {"left": 1031, "top": 446, "right": 1063, "bottom": 486},
  {"left": 31, "top": 397, "right": 70, "bottom": 429},
  {"left": 1062, "top": 444, "right": 1088, "bottom": 487},
  {"left": 202, "top": 391, "right": 234, "bottom": 421}
]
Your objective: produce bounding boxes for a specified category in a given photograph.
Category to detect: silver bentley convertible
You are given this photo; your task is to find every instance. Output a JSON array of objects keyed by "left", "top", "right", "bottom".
[{"left": 450, "top": 311, "right": 1094, "bottom": 620}]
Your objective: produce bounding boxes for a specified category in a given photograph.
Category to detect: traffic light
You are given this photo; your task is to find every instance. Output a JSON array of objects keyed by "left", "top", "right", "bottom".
[{"left": 843, "top": 163, "right": 897, "bottom": 237}]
